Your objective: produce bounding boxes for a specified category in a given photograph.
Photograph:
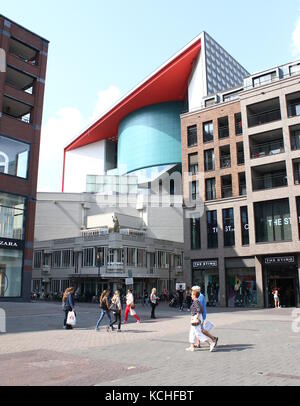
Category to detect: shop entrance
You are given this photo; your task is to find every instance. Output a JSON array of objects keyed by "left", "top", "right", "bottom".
[
  {"left": 267, "top": 277, "right": 297, "bottom": 308},
  {"left": 263, "top": 255, "right": 299, "bottom": 308}
]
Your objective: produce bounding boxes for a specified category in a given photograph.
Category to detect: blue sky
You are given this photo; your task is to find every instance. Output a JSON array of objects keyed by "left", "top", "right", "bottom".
[{"left": 2, "top": 0, "right": 300, "bottom": 191}]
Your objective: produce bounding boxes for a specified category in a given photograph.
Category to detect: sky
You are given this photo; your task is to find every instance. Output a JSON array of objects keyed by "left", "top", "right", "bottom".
[{"left": 1, "top": 0, "right": 300, "bottom": 192}]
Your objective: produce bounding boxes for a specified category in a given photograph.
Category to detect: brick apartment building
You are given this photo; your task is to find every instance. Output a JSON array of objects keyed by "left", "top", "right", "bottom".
[
  {"left": 181, "top": 60, "right": 300, "bottom": 309},
  {"left": 0, "top": 15, "right": 48, "bottom": 300}
]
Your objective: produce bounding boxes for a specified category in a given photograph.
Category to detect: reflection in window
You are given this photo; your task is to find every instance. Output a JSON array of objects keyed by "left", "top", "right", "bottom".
[
  {"left": 223, "top": 208, "right": 235, "bottom": 247},
  {"left": 191, "top": 218, "right": 201, "bottom": 250},
  {"left": 0, "top": 192, "right": 26, "bottom": 240},
  {"left": 0, "top": 136, "right": 30, "bottom": 178},
  {"left": 207, "top": 210, "right": 218, "bottom": 249},
  {"left": 254, "top": 199, "right": 292, "bottom": 243}
]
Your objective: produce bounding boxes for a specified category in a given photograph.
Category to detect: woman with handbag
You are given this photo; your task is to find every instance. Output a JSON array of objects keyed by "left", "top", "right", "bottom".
[
  {"left": 124, "top": 288, "right": 141, "bottom": 324},
  {"left": 186, "top": 290, "right": 215, "bottom": 352},
  {"left": 95, "top": 290, "right": 112, "bottom": 331},
  {"left": 108, "top": 290, "right": 122, "bottom": 332},
  {"left": 150, "top": 288, "right": 159, "bottom": 319},
  {"left": 62, "top": 287, "right": 75, "bottom": 330}
]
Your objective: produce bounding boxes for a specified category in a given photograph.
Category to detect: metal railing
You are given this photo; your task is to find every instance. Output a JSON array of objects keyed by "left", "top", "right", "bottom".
[
  {"left": 250, "top": 140, "right": 284, "bottom": 158},
  {"left": 220, "top": 155, "right": 231, "bottom": 168},
  {"left": 218, "top": 126, "right": 229, "bottom": 139},
  {"left": 252, "top": 172, "right": 288, "bottom": 191},
  {"left": 222, "top": 185, "right": 233, "bottom": 198},
  {"left": 248, "top": 108, "right": 281, "bottom": 127},
  {"left": 287, "top": 102, "right": 300, "bottom": 118}
]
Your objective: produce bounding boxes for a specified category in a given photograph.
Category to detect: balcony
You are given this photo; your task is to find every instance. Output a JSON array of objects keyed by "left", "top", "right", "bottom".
[
  {"left": 9, "top": 37, "right": 39, "bottom": 66},
  {"left": 2, "top": 95, "right": 32, "bottom": 124},
  {"left": 5, "top": 66, "right": 35, "bottom": 95},
  {"left": 247, "top": 98, "right": 281, "bottom": 128},
  {"left": 250, "top": 139, "right": 284, "bottom": 159},
  {"left": 287, "top": 100, "right": 300, "bottom": 118},
  {"left": 252, "top": 163, "right": 287, "bottom": 191}
]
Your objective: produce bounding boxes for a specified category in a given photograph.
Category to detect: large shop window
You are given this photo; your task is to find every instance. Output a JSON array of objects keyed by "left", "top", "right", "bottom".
[
  {"left": 0, "top": 193, "right": 26, "bottom": 240},
  {"left": 227, "top": 268, "right": 257, "bottom": 308},
  {"left": 223, "top": 208, "right": 235, "bottom": 247},
  {"left": 191, "top": 218, "right": 201, "bottom": 250},
  {"left": 207, "top": 210, "right": 218, "bottom": 249},
  {"left": 240, "top": 207, "right": 249, "bottom": 246},
  {"left": 0, "top": 248, "right": 23, "bottom": 297},
  {"left": 254, "top": 198, "right": 292, "bottom": 243},
  {"left": 0, "top": 135, "right": 30, "bottom": 179}
]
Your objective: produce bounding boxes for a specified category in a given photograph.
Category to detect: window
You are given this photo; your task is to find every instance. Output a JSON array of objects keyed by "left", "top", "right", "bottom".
[
  {"left": 235, "top": 113, "right": 243, "bottom": 135},
  {"left": 187, "top": 125, "right": 197, "bottom": 147},
  {"left": 52, "top": 251, "right": 62, "bottom": 268},
  {"left": 203, "top": 121, "right": 214, "bottom": 143},
  {"left": 0, "top": 192, "right": 26, "bottom": 240},
  {"left": 190, "top": 181, "right": 199, "bottom": 201},
  {"left": 296, "top": 197, "right": 300, "bottom": 239},
  {"left": 51, "top": 280, "right": 60, "bottom": 294},
  {"left": 126, "top": 248, "right": 136, "bottom": 267},
  {"left": 0, "top": 248, "right": 23, "bottom": 297},
  {"left": 218, "top": 116, "right": 229, "bottom": 139},
  {"left": 190, "top": 218, "right": 201, "bottom": 250},
  {"left": 239, "top": 173, "right": 247, "bottom": 196},
  {"left": 137, "top": 249, "right": 146, "bottom": 267},
  {"left": 207, "top": 210, "right": 218, "bottom": 249},
  {"left": 34, "top": 251, "right": 42, "bottom": 269},
  {"left": 290, "top": 64, "right": 300, "bottom": 76},
  {"left": 188, "top": 153, "right": 198, "bottom": 175},
  {"left": 156, "top": 251, "right": 169, "bottom": 268},
  {"left": 254, "top": 199, "right": 292, "bottom": 243},
  {"left": 253, "top": 71, "right": 277, "bottom": 87},
  {"left": 240, "top": 207, "right": 249, "bottom": 245},
  {"left": 204, "top": 149, "right": 215, "bottom": 171},
  {"left": 291, "top": 129, "right": 300, "bottom": 150},
  {"left": 62, "top": 250, "right": 73, "bottom": 268},
  {"left": 96, "top": 247, "right": 105, "bottom": 267},
  {"left": 83, "top": 248, "right": 94, "bottom": 267},
  {"left": 223, "top": 208, "right": 235, "bottom": 247},
  {"left": 206, "top": 178, "right": 216, "bottom": 201}
]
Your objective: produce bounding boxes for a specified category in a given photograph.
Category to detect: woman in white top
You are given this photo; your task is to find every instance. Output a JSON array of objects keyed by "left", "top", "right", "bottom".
[
  {"left": 124, "top": 288, "right": 141, "bottom": 324},
  {"left": 150, "top": 288, "right": 159, "bottom": 319},
  {"left": 109, "top": 290, "right": 122, "bottom": 332}
]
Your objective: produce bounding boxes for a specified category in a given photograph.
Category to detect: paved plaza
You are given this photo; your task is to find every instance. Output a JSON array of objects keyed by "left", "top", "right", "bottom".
[{"left": 0, "top": 301, "right": 299, "bottom": 386}]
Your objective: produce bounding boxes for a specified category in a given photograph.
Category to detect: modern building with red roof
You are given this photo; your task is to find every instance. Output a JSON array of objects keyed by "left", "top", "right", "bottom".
[{"left": 63, "top": 32, "right": 249, "bottom": 193}]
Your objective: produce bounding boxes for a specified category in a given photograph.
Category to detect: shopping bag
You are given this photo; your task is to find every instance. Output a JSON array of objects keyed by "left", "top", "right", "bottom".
[
  {"left": 67, "top": 311, "right": 76, "bottom": 326},
  {"left": 130, "top": 308, "right": 136, "bottom": 316},
  {"left": 203, "top": 320, "right": 215, "bottom": 331}
]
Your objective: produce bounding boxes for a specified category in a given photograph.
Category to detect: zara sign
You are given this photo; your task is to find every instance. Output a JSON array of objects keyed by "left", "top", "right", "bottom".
[{"left": 0, "top": 238, "right": 24, "bottom": 250}]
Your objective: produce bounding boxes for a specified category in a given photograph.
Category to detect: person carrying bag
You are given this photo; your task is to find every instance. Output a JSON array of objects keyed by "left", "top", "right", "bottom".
[
  {"left": 108, "top": 290, "right": 122, "bottom": 332},
  {"left": 62, "top": 287, "right": 75, "bottom": 330}
]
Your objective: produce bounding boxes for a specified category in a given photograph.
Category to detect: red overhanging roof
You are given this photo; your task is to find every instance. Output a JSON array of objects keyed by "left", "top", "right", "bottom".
[{"left": 65, "top": 38, "right": 201, "bottom": 152}]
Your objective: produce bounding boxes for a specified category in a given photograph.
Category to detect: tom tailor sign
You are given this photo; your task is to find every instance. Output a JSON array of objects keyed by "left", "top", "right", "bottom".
[
  {"left": 192, "top": 260, "right": 218, "bottom": 270},
  {"left": 0, "top": 238, "right": 24, "bottom": 250}
]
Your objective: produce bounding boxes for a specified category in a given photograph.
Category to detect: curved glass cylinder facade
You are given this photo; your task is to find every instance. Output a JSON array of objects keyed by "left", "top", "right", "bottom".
[{"left": 118, "top": 102, "right": 183, "bottom": 174}]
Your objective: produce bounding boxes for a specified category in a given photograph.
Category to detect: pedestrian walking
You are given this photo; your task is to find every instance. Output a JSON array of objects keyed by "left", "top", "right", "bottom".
[
  {"left": 272, "top": 287, "right": 280, "bottom": 308},
  {"left": 95, "top": 290, "right": 112, "bottom": 331},
  {"left": 177, "top": 285, "right": 185, "bottom": 311},
  {"left": 143, "top": 289, "right": 150, "bottom": 307},
  {"left": 150, "top": 288, "right": 159, "bottom": 319},
  {"left": 62, "top": 287, "right": 75, "bottom": 330},
  {"left": 163, "top": 287, "right": 168, "bottom": 302},
  {"left": 186, "top": 290, "right": 215, "bottom": 352},
  {"left": 124, "top": 288, "right": 141, "bottom": 324},
  {"left": 186, "top": 287, "right": 192, "bottom": 311},
  {"left": 109, "top": 290, "right": 122, "bottom": 332},
  {"left": 192, "top": 286, "right": 218, "bottom": 350}
]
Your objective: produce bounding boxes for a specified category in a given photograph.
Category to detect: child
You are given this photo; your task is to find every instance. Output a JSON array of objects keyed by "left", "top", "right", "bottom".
[{"left": 186, "top": 290, "right": 215, "bottom": 352}]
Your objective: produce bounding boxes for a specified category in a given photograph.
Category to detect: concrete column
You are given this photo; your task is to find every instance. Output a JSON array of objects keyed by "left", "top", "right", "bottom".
[
  {"left": 255, "top": 256, "right": 264, "bottom": 308},
  {"left": 183, "top": 259, "right": 192, "bottom": 287},
  {"left": 218, "top": 256, "right": 226, "bottom": 307}
]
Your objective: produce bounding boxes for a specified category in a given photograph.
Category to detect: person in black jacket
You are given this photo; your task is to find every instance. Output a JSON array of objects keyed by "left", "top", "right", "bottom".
[{"left": 62, "top": 287, "right": 75, "bottom": 329}]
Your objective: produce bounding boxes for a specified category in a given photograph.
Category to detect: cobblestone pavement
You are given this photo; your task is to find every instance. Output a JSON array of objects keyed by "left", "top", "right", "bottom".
[{"left": 0, "top": 301, "right": 299, "bottom": 386}]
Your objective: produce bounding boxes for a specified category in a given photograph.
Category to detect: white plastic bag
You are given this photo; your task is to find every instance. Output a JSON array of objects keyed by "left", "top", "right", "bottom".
[
  {"left": 130, "top": 308, "right": 136, "bottom": 316},
  {"left": 67, "top": 311, "right": 76, "bottom": 326},
  {"left": 203, "top": 320, "right": 215, "bottom": 331}
]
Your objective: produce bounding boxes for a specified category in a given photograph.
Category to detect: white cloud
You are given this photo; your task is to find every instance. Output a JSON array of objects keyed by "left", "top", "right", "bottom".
[
  {"left": 38, "top": 85, "right": 121, "bottom": 192},
  {"left": 89, "top": 85, "right": 121, "bottom": 123},
  {"left": 292, "top": 15, "right": 300, "bottom": 56}
]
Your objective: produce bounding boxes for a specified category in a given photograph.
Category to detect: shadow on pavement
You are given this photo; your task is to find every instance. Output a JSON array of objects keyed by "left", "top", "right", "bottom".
[{"left": 213, "top": 344, "right": 254, "bottom": 353}]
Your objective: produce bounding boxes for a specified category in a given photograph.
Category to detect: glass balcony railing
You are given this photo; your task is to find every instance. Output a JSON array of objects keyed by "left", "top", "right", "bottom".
[
  {"left": 252, "top": 172, "right": 288, "bottom": 191},
  {"left": 250, "top": 140, "right": 284, "bottom": 159},
  {"left": 248, "top": 108, "right": 281, "bottom": 127}
]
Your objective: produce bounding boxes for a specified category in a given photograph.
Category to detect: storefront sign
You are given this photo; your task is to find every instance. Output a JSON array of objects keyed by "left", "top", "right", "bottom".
[
  {"left": 125, "top": 278, "right": 134, "bottom": 285},
  {"left": 192, "top": 259, "right": 218, "bottom": 270},
  {"left": 264, "top": 256, "right": 295, "bottom": 265},
  {"left": 0, "top": 238, "right": 24, "bottom": 250}
]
